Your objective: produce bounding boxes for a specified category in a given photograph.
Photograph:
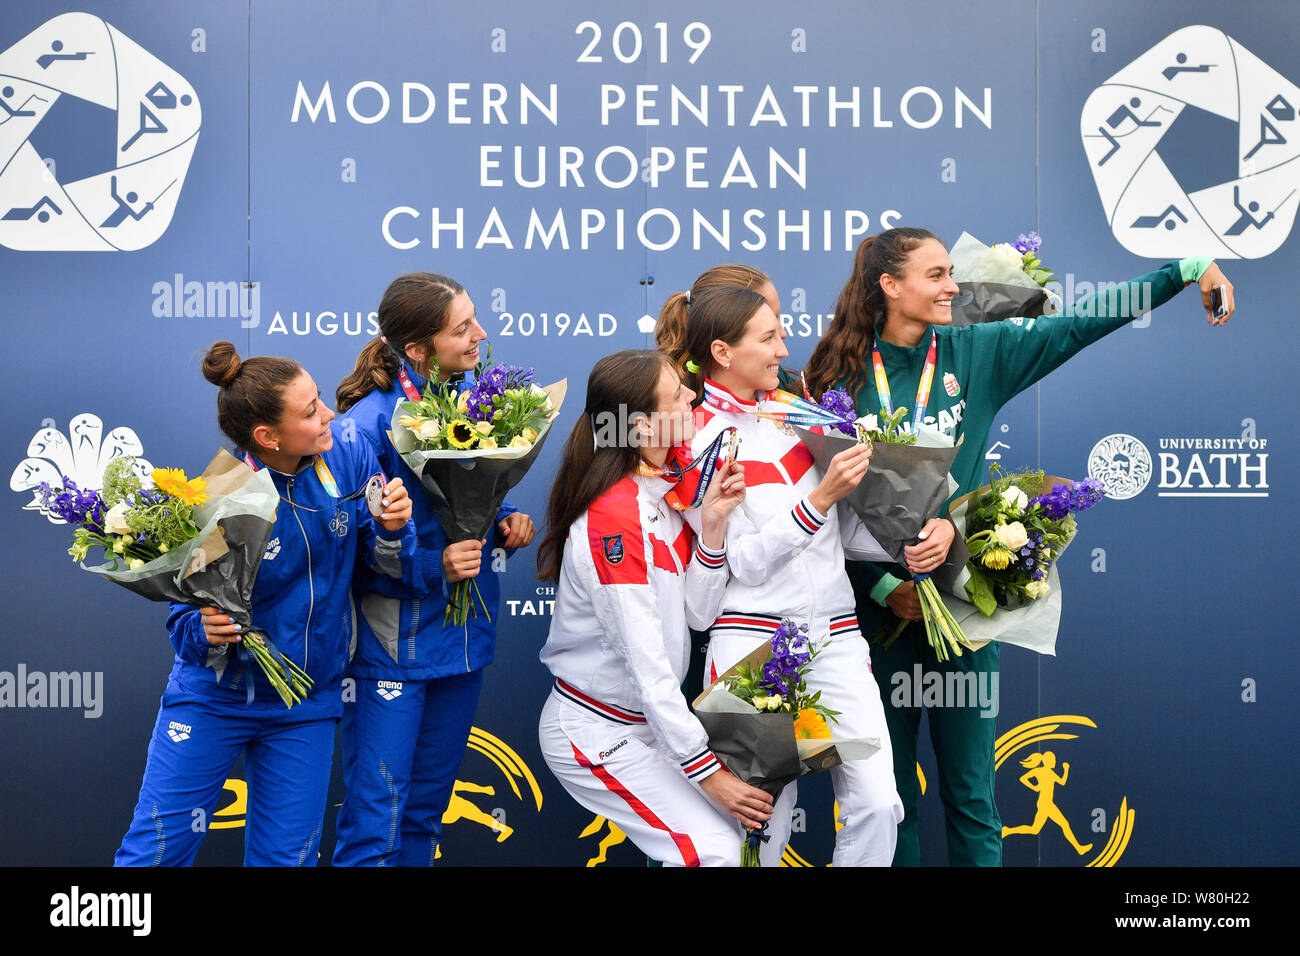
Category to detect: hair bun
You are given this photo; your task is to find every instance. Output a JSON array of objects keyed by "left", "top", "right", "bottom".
[{"left": 202, "top": 340, "right": 242, "bottom": 388}]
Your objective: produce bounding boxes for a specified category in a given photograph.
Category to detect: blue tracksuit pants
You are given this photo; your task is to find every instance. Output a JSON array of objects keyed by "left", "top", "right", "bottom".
[
  {"left": 115, "top": 690, "right": 335, "bottom": 867},
  {"left": 332, "top": 669, "right": 485, "bottom": 866}
]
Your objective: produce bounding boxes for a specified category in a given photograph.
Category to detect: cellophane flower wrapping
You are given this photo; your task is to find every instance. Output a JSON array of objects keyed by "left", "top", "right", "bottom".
[
  {"left": 948, "top": 231, "right": 1055, "bottom": 325},
  {"left": 939, "top": 472, "right": 1102, "bottom": 656},
  {"left": 795, "top": 424, "right": 970, "bottom": 589}
]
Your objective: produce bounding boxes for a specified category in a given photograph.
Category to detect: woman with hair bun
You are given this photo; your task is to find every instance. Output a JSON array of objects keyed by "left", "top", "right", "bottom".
[
  {"left": 803, "top": 227, "right": 1234, "bottom": 866},
  {"left": 537, "top": 349, "right": 772, "bottom": 866},
  {"left": 332, "top": 273, "right": 534, "bottom": 866},
  {"left": 657, "top": 276, "right": 911, "bottom": 867},
  {"left": 115, "top": 342, "right": 415, "bottom": 867}
]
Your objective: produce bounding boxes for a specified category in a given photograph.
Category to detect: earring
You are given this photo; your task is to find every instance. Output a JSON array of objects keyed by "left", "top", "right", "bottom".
[
  {"left": 723, "top": 360, "right": 731, "bottom": 369},
  {"left": 275, "top": 445, "right": 280, "bottom": 451}
]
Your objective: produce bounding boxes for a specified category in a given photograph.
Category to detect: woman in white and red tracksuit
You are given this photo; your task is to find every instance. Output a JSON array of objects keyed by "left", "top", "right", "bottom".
[
  {"left": 537, "top": 349, "right": 773, "bottom": 867},
  {"left": 657, "top": 280, "right": 951, "bottom": 867}
]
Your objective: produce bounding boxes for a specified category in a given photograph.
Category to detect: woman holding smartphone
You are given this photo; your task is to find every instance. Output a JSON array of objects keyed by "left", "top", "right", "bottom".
[{"left": 802, "top": 227, "right": 1235, "bottom": 866}]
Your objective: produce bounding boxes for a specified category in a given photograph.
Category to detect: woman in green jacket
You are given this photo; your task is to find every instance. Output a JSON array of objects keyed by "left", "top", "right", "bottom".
[{"left": 802, "top": 227, "right": 1234, "bottom": 865}]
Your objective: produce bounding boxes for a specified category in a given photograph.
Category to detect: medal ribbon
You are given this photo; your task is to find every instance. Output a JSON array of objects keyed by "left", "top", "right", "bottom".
[
  {"left": 871, "top": 330, "right": 938, "bottom": 430},
  {"left": 637, "top": 427, "right": 735, "bottom": 511},
  {"left": 243, "top": 452, "right": 355, "bottom": 511},
  {"left": 396, "top": 364, "right": 422, "bottom": 402},
  {"left": 702, "top": 382, "right": 851, "bottom": 430}
]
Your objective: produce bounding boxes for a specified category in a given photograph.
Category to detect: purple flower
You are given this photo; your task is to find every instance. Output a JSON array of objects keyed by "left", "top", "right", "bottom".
[
  {"left": 818, "top": 389, "right": 857, "bottom": 436},
  {"left": 38, "top": 478, "right": 107, "bottom": 528},
  {"left": 1014, "top": 232, "right": 1041, "bottom": 255},
  {"left": 1067, "top": 478, "right": 1105, "bottom": 513}
]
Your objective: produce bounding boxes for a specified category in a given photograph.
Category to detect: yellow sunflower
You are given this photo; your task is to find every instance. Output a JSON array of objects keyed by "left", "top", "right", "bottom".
[
  {"left": 793, "top": 709, "right": 831, "bottom": 740},
  {"left": 446, "top": 419, "right": 478, "bottom": 449},
  {"left": 980, "top": 547, "right": 1012, "bottom": 570},
  {"left": 152, "top": 467, "right": 210, "bottom": 506}
]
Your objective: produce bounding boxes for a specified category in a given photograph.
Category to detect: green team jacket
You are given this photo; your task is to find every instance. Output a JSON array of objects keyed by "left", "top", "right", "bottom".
[{"left": 835, "top": 260, "right": 1195, "bottom": 633}]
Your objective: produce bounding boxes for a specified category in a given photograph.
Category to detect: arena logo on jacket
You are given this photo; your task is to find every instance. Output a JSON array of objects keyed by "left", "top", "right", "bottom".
[
  {"left": 1082, "top": 25, "right": 1299, "bottom": 260},
  {"left": 0, "top": 13, "right": 201, "bottom": 251},
  {"left": 1088, "top": 419, "right": 1268, "bottom": 501},
  {"left": 10, "top": 413, "right": 152, "bottom": 521}
]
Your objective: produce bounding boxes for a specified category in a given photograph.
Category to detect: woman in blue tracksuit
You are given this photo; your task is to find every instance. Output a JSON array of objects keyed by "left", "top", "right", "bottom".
[
  {"left": 332, "top": 272, "right": 535, "bottom": 865},
  {"left": 115, "top": 341, "right": 416, "bottom": 867}
]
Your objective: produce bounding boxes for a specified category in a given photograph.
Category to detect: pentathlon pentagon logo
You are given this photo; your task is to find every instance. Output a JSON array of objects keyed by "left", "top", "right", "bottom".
[
  {"left": 1087, "top": 433, "right": 1153, "bottom": 501},
  {"left": 1081, "top": 26, "right": 1299, "bottom": 259},
  {"left": 0, "top": 13, "right": 200, "bottom": 251}
]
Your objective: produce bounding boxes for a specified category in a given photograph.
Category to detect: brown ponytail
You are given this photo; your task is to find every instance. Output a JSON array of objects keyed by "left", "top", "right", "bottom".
[
  {"left": 803, "top": 227, "right": 940, "bottom": 401},
  {"left": 656, "top": 264, "right": 773, "bottom": 399},
  {"left": 202, "top": 341, "right": 303, "bottom": 452},
  {"left": 336, "top": 272, "right": 465, "bottom": 411},
  {"left": 537, "top": 350, "right": 669, "bottom": 583}
]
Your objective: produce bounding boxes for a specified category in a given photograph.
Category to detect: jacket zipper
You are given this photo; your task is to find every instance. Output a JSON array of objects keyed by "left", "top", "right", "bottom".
[
  {"left": 286, "top": 475, "right": 316, "bottom": 669},
  {"left": 407, "top": 598, "right": 420, "bottom": 661}
]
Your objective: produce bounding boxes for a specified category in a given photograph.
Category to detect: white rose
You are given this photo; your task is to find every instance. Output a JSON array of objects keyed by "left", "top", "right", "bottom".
[
  {"left": 1000, "top": 486, "right": 1028, "bottom": 512},
  {"left": 751, "top": 694, "right": 769, "bottom": 711},
  {"left": 104, "top": 502, "right": 133, "bottom": 535},
  {"left": 994, "top": 521, "right": 1029, "bottom": 551},
  {"left": 127, "top": 558, "right": 146, "bottom": 571},
  {"left": 991, "top": 242, "right": 1024, "bottom": 270},
  {"left": 1024, "top": 580, "right": 1050, "bottom": 600},
  {"left": 508, "top": 435, "right": 532, "bottom": 450},
  {"left": 416, "top": 420, "right": 444, "bottom": 442},
  {"left": 766, "top": 694, "right": 784, "bottom": 711}
]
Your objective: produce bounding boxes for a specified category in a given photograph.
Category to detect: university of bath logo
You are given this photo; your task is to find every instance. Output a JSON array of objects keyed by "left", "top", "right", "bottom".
[
  {"left": 1086, "top": 433, "right": 1153, "bottom": 501},
  {"left": 0, "top": 12, "right": 200, "bottom": 251},
  {"left": 10, "top": 414, "right": 151, "bottom": 520},
  {"left": 1082, "top": 25, "right": 1298, "bottom": 259}
]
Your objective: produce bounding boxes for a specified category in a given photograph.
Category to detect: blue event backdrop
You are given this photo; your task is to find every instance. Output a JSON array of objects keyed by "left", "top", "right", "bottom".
[{"left": 1, "top": 0, "right": 1295, "bottom": 866}]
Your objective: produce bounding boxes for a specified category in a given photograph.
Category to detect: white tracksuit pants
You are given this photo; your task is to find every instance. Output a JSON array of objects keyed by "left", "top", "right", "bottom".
[
  {"left": 539, "top": 690, "right": 745, "bottom": 867},
  {"left": 706, "top": 617, "right": 903, "bottom": 867}
]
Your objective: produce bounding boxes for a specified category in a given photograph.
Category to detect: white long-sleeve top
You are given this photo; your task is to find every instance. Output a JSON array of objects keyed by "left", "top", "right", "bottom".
[
  {"left": 540, "top": 472, "right": 730, "bottom": 782},
  {"left": 677, "top": 380, "right": 888, "bottom": 629}
]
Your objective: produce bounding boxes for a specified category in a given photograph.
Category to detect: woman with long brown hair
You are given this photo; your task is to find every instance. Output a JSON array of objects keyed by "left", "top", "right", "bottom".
[
  {"left": 657, "top": 278, "right": 911, "bottom": 867},
  {"left": 332, "top": 273, "right": 535, "bottom": 866},
  {"left": 537, "top": 349, "right": 773, "bottom": 866},
  {"left": 803, "top": 227, "right": 1234, "bottom": 866},
  {"left": 115, "top": 342, "right": 414, "bottom": 866}
]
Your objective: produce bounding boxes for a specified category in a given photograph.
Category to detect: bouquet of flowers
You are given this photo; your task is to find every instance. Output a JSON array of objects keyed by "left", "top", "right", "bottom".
[
  {"left": 39, "top": 451, "right": 312, "bottom": 706},
  {"left": 949, "top": 230, "right": 1059, "bottom": 325},
  {"left": 796, "top": 393, "right": 973, "bottom": 662},
  {"left": 937, "top": 466, "right": 1105, "bottom": 655},
  {"left": 391, "top": 348, "right": 565, "bottom": 624},
  {"left": 693, "top": 620, "right": 879, "bottom": 866}
]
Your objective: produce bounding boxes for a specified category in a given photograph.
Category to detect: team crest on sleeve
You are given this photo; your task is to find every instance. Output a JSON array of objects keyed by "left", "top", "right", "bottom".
[
  {"left": 943, "top": 372, "right": 961, "bottom": 397},
  {"left": 601, "top": 534, "right": 624, "bottom": 565}
]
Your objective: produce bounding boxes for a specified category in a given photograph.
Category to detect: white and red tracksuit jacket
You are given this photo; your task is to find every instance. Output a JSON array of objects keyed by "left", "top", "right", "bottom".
[
  {"left": 677, "top": 380, "right": 888, "bottom": 663},
  {"left": 540, "top": 472, "right": 731, "bottom": 783}
]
